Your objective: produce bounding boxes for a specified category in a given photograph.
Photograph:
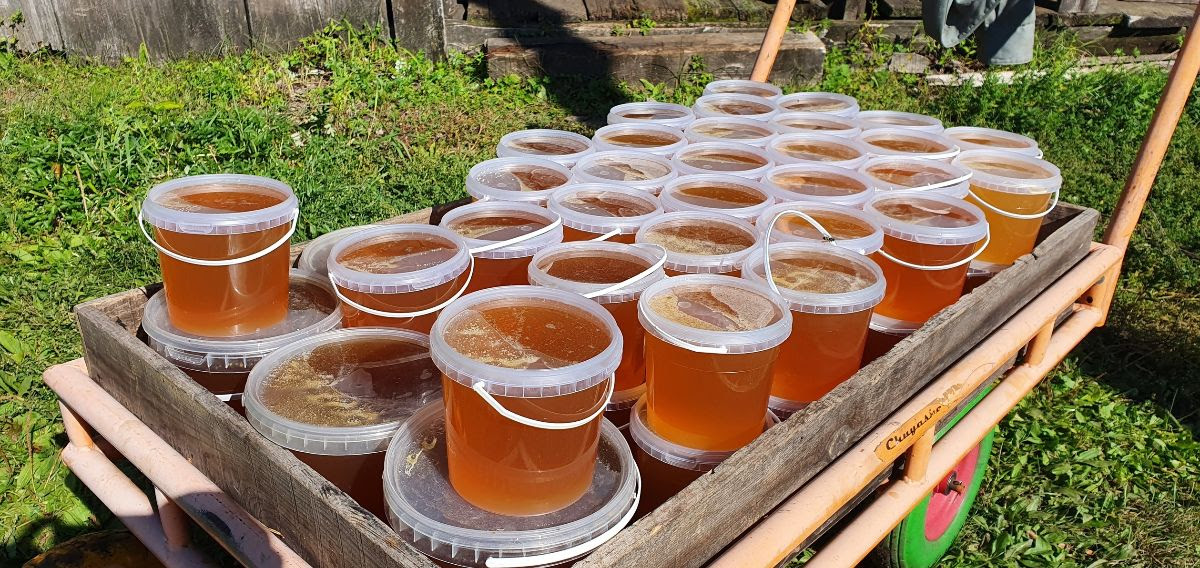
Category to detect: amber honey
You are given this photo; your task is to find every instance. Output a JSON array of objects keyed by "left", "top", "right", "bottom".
[
  {"left": 511, "top": 139, "right": 589, "bottom": 155},
  {"left": 967, "top": 184, "right": 1052, "bottom": 267},
  {"left": 680, "top": 149, "right": 768, "bottom": 172},
  {"left": 773, "top": 140, "right": 862, "bottom": 163},
  {"left": 671, "top": 182, "right": 767, "bottom": 209},
  {"left": 550, "top": 186, "right": 662, "bottom": 244},
  {"left": 691, "top": 123, "right": 773, "bottom": 140},
  {"left": 601, "top": 131, "right": 683, "bottom": 148},
  {"left": 707, "top": 100, "right": 773, "bottom": 116},
  {"left": 865, "top": 136, "right": 950, "bottom": 154},
  {"left": 444, "top": 210, "right": 555, "bottom": 293},
  {"left": 768, "top": 170, "right": 868, "bottom": 200},
  {"left": 632, "top": 443, "right": 703, "bottom": 517},
  {"left": 623, "top": 109, "right": 688, "bottom": 120},
  {"left": 639, "top": 215, "right": 757, "bottom": 276},
  {"left": 780, "top": 97, "right": 850, "bottom": 113}
]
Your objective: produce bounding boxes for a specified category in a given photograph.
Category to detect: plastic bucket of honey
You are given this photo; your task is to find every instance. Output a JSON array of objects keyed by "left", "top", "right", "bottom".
[
  {"left": 636, "top": 211, "right": 760, "bottom": 277},
  {"left": 858, "top": 128, "right": 961, "bottom": 162},
  {"left": 863, "top": 315, "right": 915, "bottom": 364},
  {"left": 953, "top": 149, "right": 1062, "bottom": 273},
  {"left": 244, "top": 327, "right": 440, "bottom": 518},
  {"left": 139, "top": 174, "right": 299, "bottom": 336},
  {"left": 767, "top": 133, "right": 869, "bottom": 169},
  {"left": 142, "top": 269, "right": 342, "bottom": 414},
  {"left": 692, "top": 93, "right": 779, "bottom": 122},
  {"left": 439, "top": 201, "right": 564, "bottom": 294},
  {"left": 430, "top": 285, "right": 623, "bottom": 516},
  {"left": 757, "top": 202, "right": 884, "bottom": 254},
  {"left": 770, "top": 111, "right": 862, "bottom": 138},
  {"left": 684, "top": 117, "right": 777, "bottom": 148},
  {"left": 775, "top": 92, "right": 860, "bottom": 117},
  {"left": 762, "top": 164, "right": 875, "bottom": 209},
  {"left": 497, "top": 129, "right": 596, "bottom": 167},
  {"left": 859, "top": 157, "right": 972, "bottom": 199},
  {"left": 944, "top": 126, "right": 1042, "bottom": 158},
  {"left": 659, "top": 174, "right": 774, "bottom": 222},
  {"left": 592, "top": 123, "right": 688, "bottom": 157},
  {"left": 672, "top": 141, "right": 774, "bottom": 179},
  {"left": 858, "top": 110, "right": 944, "bottom": 133},
  {"left": 607, "top": 101, "right": 695, "bottom": 129},
  {"left": 741, "top": 243, "right": 885, "bottom": 416},
  {"left": 703, "top": 79, "right": 783, "bottom": 100},
  {"left": 572, "top": 150, "right": 678, "bottom": 194},
  {"left": 383, "top": 399, "right": 639, "bottom": 568},
  {"left": 465, "top": 157, "right": 572, "bottom": 205},
  {"left": 606, "top": 383, "right": 646, "bottom": 430},
  {"left": 327, "top": 225, "right": 473, "bottom": 333},
  {"left": 864, "top": 193, "right": 989, "bottom": 327},
  {"left": 297, "top": 224, "right": 380, "bottom": 277},
  {"left": 547, "top": 183, "right": 663, "bottom": 243}
]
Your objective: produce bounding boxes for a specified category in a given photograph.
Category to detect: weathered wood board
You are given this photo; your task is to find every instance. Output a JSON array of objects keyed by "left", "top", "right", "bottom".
[{"left": 245, "top": 0, "right": 388, "bottom": 50}]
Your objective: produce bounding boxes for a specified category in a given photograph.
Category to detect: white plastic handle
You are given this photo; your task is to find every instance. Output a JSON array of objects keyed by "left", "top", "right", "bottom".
[
  {"left": 911, "top": 172, "right": 972, "bottom": 192},
  {"left": 967, "top": 188, "right": 1059, "bottom": 220},
  {"left": 762, "top": 209, "right": 841, "bottom": 297},
  {"left": 139, "top": 209, "right": 299, "bottom": 267},
  {"left": 641, "top": 315, "right": 731, "bottom": 355},
  {"left": 589, "top": 227, "right": 623, "bottom": 242},
  {"left": 330, "top": 256, "right": 475, "bottom": 319},
  {"left": 581, "top": 245, "right": 668, "bottom": 300},
  {"left": 472, "top": 376, "right": 614, "bottom": 430},
  {"left": 875, "top": 229, "right": 991, "bottom": 271},
  {"left": 467, "top": 217, "right": 563, "bottom": 255}
]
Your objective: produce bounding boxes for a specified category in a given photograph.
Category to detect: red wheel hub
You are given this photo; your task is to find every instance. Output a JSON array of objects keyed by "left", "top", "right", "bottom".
[{"left": 924, "top": 443, "right": 981, "bottom": 541}]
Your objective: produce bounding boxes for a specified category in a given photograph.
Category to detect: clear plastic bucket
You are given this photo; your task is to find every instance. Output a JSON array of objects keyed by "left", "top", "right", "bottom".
[
  {"left": 383, "top": 400, "right": 639, "bottom": 568},
  {"left": 572, "top": 150, "right": 678, "bottom": 194},
  {"left": 683, "top": 117, "right": 777, "bottom": 148},
  {"left": 592, "top": 123, "right": 688, "bottom": 157},
  {"left": 672, "top": 141, "right": 774, "bottom": 179},
  {"left": 767, "top": 133, "right": 869, "bottom": 169},
  {"left": 659, "top": 174, "right": 774, "bottom": 222},
  {"left": 863, "top": 314, "right": 915, "bottom": 364},
  {"left": 770, "top": 111, "right": 862, "bottom": 138},
  {"left": 243, "top": 327, "right": 440, "bottom": 518},
  {"left": 953, "top": 149, "right": 1062, "bottom": 273},
  {"left": 858, "top": 128, "right": 961, "bottom": 162},
  {"left": 636, "top": 211, "right": 760, "bottom": 276},
  {"left": 944, "top": 126, "right": 1042, "bottom": 158},
  {"left": 607, "top": 102, "right": 695, "bottom": 129},
  {"left": 859, "top": 157, "right": 972, "bottom": 199},
  {"left": 741, "top": 243, "right": 885, "bottom": 416},
  {"left": 606, "top": 383, "right": 646, "bottom": 430},
  {"left": 142, "top": 269, "right": 342, "bottom": 414},
  {"left": 692, "top": 93, "right": 779, "bottom": 122},
  {"left": 637, "top": 274, "right": 792, "bottom": 451},
  {"left": 430, "top": 286, "right": 623, "bottom": 516},
  {"left": 327, "top": 225, "right": 472, "bottom": 333},
  {"left": 497, "top": 129, "right": 596, "bottom": 167},
  {"left": 757, "top": 202, "right": 885, "bottom": 255},
  {"left": 775, "top": 92, "right": 860, "bottom": 117},
  {"left": 140, "top": 174, "right": 299, "bottom": 337},
  {"left": 547, "top": 183, "right": 663, "bottom": 243},
  {"left": 465, "top": 157, "right": 572, "bottom": 205},
  {"left": 858, "top": 110, "right": 944, "bottom": 133},
  {"left": 762, "top": 164, "right": 876, "bottom": 209},
  {"left": 703, "top": 79, "right": 783, "bottom": 100},
  {"left": 864, "top": 193, "right": 989, "bottom": 327},
  {"left": 439, "top": 201, "right": 564, "bottom": 294},
  {"left": 297, "top": 224, "right": 381, "bottom": 277}
]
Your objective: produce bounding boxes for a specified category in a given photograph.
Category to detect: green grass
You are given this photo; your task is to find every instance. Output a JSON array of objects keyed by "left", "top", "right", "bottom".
[{"left": 1, "top": 23, "right": 1198, "bottom": 567}]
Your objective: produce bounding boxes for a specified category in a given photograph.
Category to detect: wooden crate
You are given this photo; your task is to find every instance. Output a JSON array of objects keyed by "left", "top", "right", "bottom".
[{"left": 74, "top": 203, "right": 1098, "bottom": 568}]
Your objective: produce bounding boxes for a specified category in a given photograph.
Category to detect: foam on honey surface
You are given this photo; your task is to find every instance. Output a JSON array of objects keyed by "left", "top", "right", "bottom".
[
  {"left": 447, "top": 212, "right": 550, "bottom": 241},
  {"left": 648, "top": 284, "right": 781, "bottom": 331},
  {"left": 674, "top": 183, "right": 766, "bottom": 208},
  {"left": 541, "top": 253, "right": 650, "bottom": 284},
  {"left": 290, "top": 280, "right": 339, "bottom": 315},
  {"left": 861, "top": 115, "right": 933, "bottom": 128},
  {"left": 680, "top": 150, "right": 768, "bottom": 172},
  {"left": 703, "top": 100, "right": 773, "bottom": 116},
  {"left": 710, "top": 85, "right": 778, "bottom": 98},
  {"left": 621, "top": 109, "right": 688, "bottom": 120},
  {"left": 511, "top": 138, "right": 589, "bottom": 155},
  {"left": 876, "top": 199, "right": 979, "bottom": 228},
  {"left": 693, "top": 124, "right": 772, "bottom": 140},
  {"left": 477, "top": 166, "right": 569, "bottom": 192},
  {"left": 777, "top": 141, "right": 861, "bottom": 162},
  {"left": 561, "top": 193, "right": 656, "bottom": 217},
  {"left": 864, "top": 163, "right": 953, "bottom": 189},
  {"left": 260, "top": 337, "right": 438, "bottom": 427},
  {"left": 764, "top": 255, "right": 876, "bottom": 295},
  {"left": 581, "top": 157, "right": 672, "bottom": 182},
  {"left": 771, "top": 172, "right": 866, "bottom": 197},
  {"left": 864, "top": 136, "right": 949, "bottom": 154},
  {"left": 443, "top": 304, "right": 610, "bottom": 369},
  {"left": 337, "top": 236, "right": 459, "bottom": 274},
  {"left": 776, "top": 118, "right": 847, "bottom": 132},
  {"left": 643, "top": 220, "right": 756, "bottom": 256},
  {"left": 958, "top": 156, "right": 1054, "bottom": 180},
  {"left": 158, "top": 184, "right": 288, "bottom": 213},
  {"left": 601, "top": 132, "right": 682, "bottom": 148},
  {"left": 950, "top": 133, "right": 1028, "bottom": 149},
  {"left": 770, "top": 211, "right": 875, "bottom": 240},
  {"left": 780, "top": 98, "right": 850, "bottom": 113}
]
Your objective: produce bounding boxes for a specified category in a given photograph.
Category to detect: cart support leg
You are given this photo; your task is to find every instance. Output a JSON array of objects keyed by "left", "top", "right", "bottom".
[
  {"left": 904, "top": 431, "right": 934, "bottom": 483},
  {"left": 1024, "top": 322, "right": 1053, "bottom": 367},
  {"left": 157, "top": 488, "right": 192, "bottom": 551}
]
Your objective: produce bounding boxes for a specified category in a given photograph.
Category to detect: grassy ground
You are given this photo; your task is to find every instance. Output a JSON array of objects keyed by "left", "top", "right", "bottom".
[{"left": 1, "top": 24, "right": 1198, "bottom": 567}]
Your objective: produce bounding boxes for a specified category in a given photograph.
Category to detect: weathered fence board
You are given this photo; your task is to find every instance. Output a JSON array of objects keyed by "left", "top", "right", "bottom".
[{"left": 245, "top": 0, "right": 388, "bottom": 50}]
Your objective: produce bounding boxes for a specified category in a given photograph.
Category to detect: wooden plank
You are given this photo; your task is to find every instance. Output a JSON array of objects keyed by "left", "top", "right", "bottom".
[
  {"left": 466, "top": 0, "right": 589, "bottom": 24},
  {"left": 50, "top": 0, "right": 248, "bottom": 60},
  {"left": 577, "top": 204, "right": 1099, "bottom": 568},
  {"left": 0, "top": 0, "right": 65, "bottom": 53},
  {"left": 391, "top": 0, "right": 446, "bottom": 57},
  {"left": 246, "top": 0, "right": 387, "bottom": 51}
]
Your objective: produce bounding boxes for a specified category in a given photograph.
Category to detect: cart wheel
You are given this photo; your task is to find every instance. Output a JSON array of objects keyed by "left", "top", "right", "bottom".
[{"left": 870, "top": 429, "right": 995, "bottom": 568}]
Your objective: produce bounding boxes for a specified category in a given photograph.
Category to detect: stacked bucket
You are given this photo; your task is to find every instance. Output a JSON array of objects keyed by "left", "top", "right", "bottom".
[{"left": 136, "top": 77, "right": 1062, "bottom": 568}]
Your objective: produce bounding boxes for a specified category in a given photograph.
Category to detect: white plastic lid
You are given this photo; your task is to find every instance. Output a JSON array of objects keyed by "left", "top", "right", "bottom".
[
  {"left": 591, "top": 123, "right": 688, "bottom": 157},
  {"left": 607, "top": 102, "right": 695, "bottom": 129},
  {"left": 775, "top": 92, "right": 860, "bottom": 117},
  {"left": 143, "top": 269, "right": 342, "bottom": 373},
  {"left": 383, "top": 400, "right": 638, "bottom": 568},
  {"left": 430, "top": 285, "right": 623, "bottom": 397},
  {"left": 770, "top": 112, "right": 862, "bottom": 138},
  {"left": 629, "top": 396, "right": 779, "bottom": 472},
  {"left": 703, "top": 79, "right": 783, "bottom": 100},
  {"left": 951, "top": 149, "right": 1062, "bottom": 194},
  {"left": 767, "top": 133, "right": 869, "bottom": 169},
  {"left": 858, "top": 128, "right": 961, "bottom": 161},
  {"left": 528, "top": 241, "right": 667, "bottom": 305},
  {"left": 762, "top": 164, "right": 876, "bottom": 209},
  {"left": 659, "top": 174, "right": 774, "bottom": 222},
  {"left": 609, "top": 383, "right": 646, "bottom": 412},
  {"left": 672, "top": 141, "right": 774, "bottom": 179},
  {"left": 572, "top": 150, "right": 678, "bottom": 193},
  {"left": 440, "top": 201, "right": 564, "bottom": 260},
  {"left": 944, "top": 126, "right": 1042, "bottom": 158},
  {"left": 297, "top": 224, "right": 382, "bottom": 276},
  {"left": 756, "top": 202, "right": 885, "bottom": 255},
  {"left": 243, "top": 327, "right": 440, "bottom": 456},
  {"left": 637, "top": 274, "right": 792, "bottom": 354},
  {"left": 141, "top": 174, "right": 298, "bottom": 235},
  {"left": 496, "top": 129, "right": 596, "bottom": 167},
  {"left": 870, "top": 312, "right": 924, "bottom": 334},
  {"left": 546, "top": 183, "right": 663, "bottom": 237},
  {"left": 684, "top": 116, "right": 776, "bottom": 147},
  {"left": 465, "top": 157, "right": 573, "bottom": 205},
  {"left": 693, "top": 93, "right": 779, "bottom": 122},
  {"left": 636, "top": 211, "right": 760, "bottom": 274},
  {"left": 859, "top": 157, "right": 972, "bottom": 199},
  {"left": 326, "top": 225, "right": 471, "bottom": 294},
  {"left": 858, "top": 110, "right": 944, "bottom": 133},
  {"left": 864, "top": 192, "right": 988, "bottom": 246},
  {"left": 741, "top": 242, "right": 885, "bottom": 314}
]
